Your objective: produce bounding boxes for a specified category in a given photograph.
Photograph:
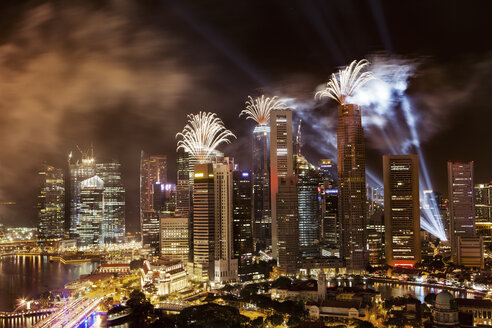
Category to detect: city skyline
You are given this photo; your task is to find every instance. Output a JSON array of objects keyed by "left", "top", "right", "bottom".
[{"left": 1, "top": 1, "right": 492, "bottom": 234}]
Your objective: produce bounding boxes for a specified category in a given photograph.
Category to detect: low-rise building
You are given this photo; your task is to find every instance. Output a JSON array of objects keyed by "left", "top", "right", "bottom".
[
  {"left": 94, "top": 263, "right": 130, "bottom": 274},
  {"left": 456, "top": 298, "right": 492, "bottom": 326},
  {"left": 306, "top": 300, "right": 369, "bottom": 321},
  {"left": 140, "top": 259, "right": 188, "bottom": 296}
]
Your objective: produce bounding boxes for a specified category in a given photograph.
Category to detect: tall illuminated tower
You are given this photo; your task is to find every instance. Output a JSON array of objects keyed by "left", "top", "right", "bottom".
[
  {"left": 337, "top": 104, "right": 367, "bottom": 271},
  {"left": 96, "top": 162, "right": 125, "bottom": 243},
  {"left": 296, "top": 155, "right": 320, "bottom": 258},
  {"left": 78, "top": 175, "right": 104, "bottom": 247},
  {"left": 69, "top": 154, "right": 96, "bottom": 238},
  {"left": 475, "top": 182, "right": 492, "bottom": 250},
  {"left": 448, "top": 161, "right": 477, "bottom": 262},
  {"left": 140, "top": 152, "right": 167, "bottom": 252},
  {"left": 213, "top": 161, "right": 238, "bottom": 283},
  {"left": 192, "top": 163, "right": 215, "bottom": 281},
  {"left": 319, "top": 159, "right": 338, "bottom": 249},
  {"left": 38, "top": 164, "right": 65, "bottom": 243},
  {"left": 383, "top": 154, "right": 421, "bottom": 267},
  {"left": 232, "top": 170, "right": 254, "bottom": 268},
  {"left": 270, "top": 109, "right": 298, "bottom": 274},
  {"left": 252, "top": 125, "right": 271, "bottom": 252}
]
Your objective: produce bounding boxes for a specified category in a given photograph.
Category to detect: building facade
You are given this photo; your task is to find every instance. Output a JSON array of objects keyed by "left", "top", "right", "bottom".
[
  {"left": 383, "top": 154, "right": 421, "bottom": 267},
  {"left": 77, "top": 175, "right": 104, "bottom": 247},
  {"left": 475, "top": 182, "right": 492, "bottom": 253},
  {"left": 140, "top": 152, "right": 167, "bottom": 251},
  {"left": 447, "top": 161, "right": 476, "bottom": 263},
  {"left": 159, "top": 215, "right": 189, "bottom": 263},
  {"left": 337, "top": 104, "right": 367, "bottom": 271},
  {"left": 297, "top": 155, "right": 320, "bottom": 258},
  {"left": 69, "top": 156, "right": 96, "bottom": 238},
  {"left": 270, "top": 109, "right": 295, "bottom": 261},
  {"left": 96, "top": 162, "right": 125, "bottom": 243},
  {"left": 38, "top": 165, "right": 65, "bottom": 242},
  {"left": 192, "top": 163, "right": 215, "bottom": 281},
  {"left": 213, "top": 162, "right": 238, "bottom": 283},
  {"left": 252, "top": 125, "right": 271, "bottom": 252},
  {"left": 232, "top": 170, "right": 254, "bottom": 267}
]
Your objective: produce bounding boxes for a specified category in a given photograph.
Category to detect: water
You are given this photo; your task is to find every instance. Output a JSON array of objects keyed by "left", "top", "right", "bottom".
[
  {"left": 326, "top": 278, "right": 476, "bottom": 303},
  {"left": 0, "top": 255, "right": 98, "bottom": 312}
]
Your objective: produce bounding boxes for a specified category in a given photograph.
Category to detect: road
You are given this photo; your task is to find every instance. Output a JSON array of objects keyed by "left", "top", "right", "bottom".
[{"left": 33, "top": 297, "right": 103, "bottom": 328}]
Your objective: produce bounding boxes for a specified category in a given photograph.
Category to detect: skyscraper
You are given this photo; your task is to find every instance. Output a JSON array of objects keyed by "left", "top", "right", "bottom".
[
  {"left": 160, "top": 215, "right": 189, "bottom": 263},
  {"left": 176, "top": 149, "right": 192, "bottom": 218},
  {"left": 69, "top": 155, "right": 96, "bottom": 238},
  {"left": 383, "top": 154, "right": 421, "bottom": 268},
  {"left": 141, "top": 210, "right": 160, "bottom": 255},
  {"left": 367, "top": 209, "right": 385, "bottom": 267},
  {"left": 140, "top": 152, "right": 167, "bottom": 251},
  {"left": 232, "top": 170, "right": 254, "bottom": 267},
  {"left": 213, "top": 162, "right": 238, "bottom": 282},
  {"left": 319, "top": 160, "right": 339, "bottom": 251},
  {"left": 276, "top": 176, "right": 299, "bottom": 275},
  {"left": 337, "top": 104, "right": 367, "bottom": 272},
  {"left": 38, "top": 165, "right": 65, "bottom": 243},
  {"left": 475, "top": 182, "right": 492, "bottom": 251},
  {"left": 270, "top": 109, "right": 295, "bottom": 261},
  {"left": 296, "top": 155, "right": 320, "bottom": 258},
  {"left": 77, "top": 175, "right": 104, "bottom": 247},
  {"left": 192, "top": 163, "right": 215, "bottom": 281},
  {"left": 252, "top": 125, "right": 271, "bottom": 252},
  {"left": 96, "top": 162, "right": 125, "bottom": 243},
  {"left": 448, "top": 161, "right": 479, "bottom": 264}
]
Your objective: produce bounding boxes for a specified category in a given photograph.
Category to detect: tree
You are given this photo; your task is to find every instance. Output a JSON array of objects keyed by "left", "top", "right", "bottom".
[
  {"left": 250, "top": 317, "right": 264, "bottom": 328},
  {"left": 130, "top": 259, "right": 144, "bottom": 271},
  {"left": 267, "top": 314, "right": 284, "bottom": 327},
  {"left": 177, "top": 303, "right": 249, "bottom": 327},
  {"left": 126, "top": 289, "right": 155, "bottom": 325},
  {"left": 355, "top": 321, "right": 375, "bottom": 328},
  {"left": 271, "top": 277, "right": 292, "bottom": 289},
  {"left": 424, "top": 293, "right": 436, "bottom": 305}
]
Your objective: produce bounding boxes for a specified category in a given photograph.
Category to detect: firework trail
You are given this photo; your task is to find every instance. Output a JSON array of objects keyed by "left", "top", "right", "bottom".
[
  {"left": 316, "top": 59, "right": 376, "bottom": 105},
  {"left": 239, "top": 95, "right": 287, "bottom": 125},
  {"left": 176, "top": 112, "right": 236, "bottom": 163}
]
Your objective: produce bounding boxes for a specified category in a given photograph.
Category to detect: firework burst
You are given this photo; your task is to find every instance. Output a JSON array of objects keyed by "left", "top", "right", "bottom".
[
  {"left": 316, "top": 59, "right": 375, "bottom": 105},
  {"left": 240, "top": 95, "right": 286, "bottom": 125},
  {"left": 176, "top": 112, "right": 236, "bottom": 163}
]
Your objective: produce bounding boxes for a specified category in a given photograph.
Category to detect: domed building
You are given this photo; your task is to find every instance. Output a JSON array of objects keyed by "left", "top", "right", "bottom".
[{"left": 433, "top": 291, "right": 459, "bottom": 327}]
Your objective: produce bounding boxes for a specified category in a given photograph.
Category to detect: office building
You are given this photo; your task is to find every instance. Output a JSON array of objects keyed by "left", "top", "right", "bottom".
[
  {"left": 192, "top": 163, "right": 215, "bottom": 281},
  {"left": 297, "top": 155, "right": 320, "bottom": 258},
  {"left": 475, "top": 182, "right": 492, "bottom": 252},
  {"left": 447, "top": 161, "right": 476, "bottom": 263},
  {"left": 252, "top": 125, "right": 271, "bottom": 252},
  {"left": 160, "top": 215, "right": 189, "bottom": 263},
  {"left": 383, "top": 154, "right": 421, "bottom": 267},
  {"left": 232, "top": 170, "right": 254, "bottom": 267},
  {"left": 270, "top": 109, "right": 295, "bottom": 260},
  {"left": 153, "top": 182, "right": 176, "bottom": 213},
  {"left": 457, "top": 236, "right": 484, "bottom": 268},
  {"left": 337, "top": 104, "right": 367, "bottom": 271},
  {"left": 38, "top": 165, "right": 65, "bottom": 242},
  {"left": 69, "top": 154, "right": 96, "bottom": 238},
  {"left": 176, "top": 149, "right": 192, "bottom": 218},
  {"left": 142, "top": 210, "right": 160, "bottom": 255},
  {"left": 276, "top": 176, "right": 299, "bottom": 275},
  {"left": 367, "top": 209, "right": 385, "bottom": 267},
  {"left": 140, "top": 152, "right": 167, "bottom": 250},
  {"left": 213, "top": 162, "right": 238, "bottom": 283},
  {"left": 77, "top": 175, "right": 104, "bottom": 247},
  {"left": 319, "top": 160, "right": 338, "bottom": 250},
  {"left": 96, "top": 162, "right": 125, "bottom": 243}
]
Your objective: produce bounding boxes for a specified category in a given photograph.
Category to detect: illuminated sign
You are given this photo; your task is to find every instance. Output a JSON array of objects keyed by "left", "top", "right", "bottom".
[
  {"left": 326, "top": 189, "right": 338, "bottom": 194},
  {"left": 242, "top": 172, "right": 249, "bottom": 177}
]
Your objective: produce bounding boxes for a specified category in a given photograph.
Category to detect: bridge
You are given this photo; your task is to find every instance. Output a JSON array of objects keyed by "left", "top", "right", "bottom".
[
  {"left": 156, "top": 302, "right": 190, "bottom": 312},
  {"left": 33, "top": 297, "right": 104, "bottom": 328},
  {"left": 0, "top": 308, "right": 57, "bottom": 318}
]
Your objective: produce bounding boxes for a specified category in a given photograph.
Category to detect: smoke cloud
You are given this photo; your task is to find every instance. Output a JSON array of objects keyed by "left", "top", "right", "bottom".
[{"left": 0, "top": 2, "right": 196, "bottom": 224}]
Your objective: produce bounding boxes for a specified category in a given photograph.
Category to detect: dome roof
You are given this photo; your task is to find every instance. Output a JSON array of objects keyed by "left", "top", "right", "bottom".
[{"left": 435, "top": 291, "right": 455, "bottom": 309}]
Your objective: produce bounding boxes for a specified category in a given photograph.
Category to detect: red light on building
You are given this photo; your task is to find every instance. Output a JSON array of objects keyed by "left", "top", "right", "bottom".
[{"left": 394, "top": 263, "right": 414, "bottom": 268}]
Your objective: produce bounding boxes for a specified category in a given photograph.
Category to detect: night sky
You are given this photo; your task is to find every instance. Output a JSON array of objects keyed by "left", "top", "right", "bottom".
[{"left": 0, "top": 0, "right": 491, "bottom": 232}]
